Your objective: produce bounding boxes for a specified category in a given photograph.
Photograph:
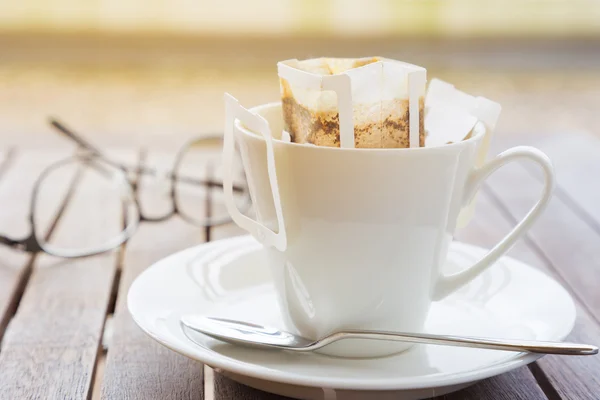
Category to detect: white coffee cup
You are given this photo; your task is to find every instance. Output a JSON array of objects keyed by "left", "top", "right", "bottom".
[{"left": 222, "top": 94, "right": 554, "bottom": 358}]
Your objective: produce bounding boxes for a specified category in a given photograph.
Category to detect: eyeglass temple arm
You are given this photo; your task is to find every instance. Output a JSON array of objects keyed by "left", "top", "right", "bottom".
[
  {"left": 49, "top": 118, "right": 137, "bottom": 178},
  {"left": 49, "top": 118, "right": 105, "bottom": 157},
  {"left": 49, "top": 118, "right": 147, "bottom": 175},
  {"left": 48, "top": 117, "right": 245, "bottom": 193}
]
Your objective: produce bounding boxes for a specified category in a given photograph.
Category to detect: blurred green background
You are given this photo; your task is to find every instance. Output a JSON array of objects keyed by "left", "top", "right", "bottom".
[{"left": 0, "top": 0, "right": 599, "bottom": 148}]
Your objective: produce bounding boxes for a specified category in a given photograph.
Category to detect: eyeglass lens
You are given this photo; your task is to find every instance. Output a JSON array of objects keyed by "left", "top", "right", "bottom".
[{"left": 33, "top": 157, "right": 139, "bottom": 258}]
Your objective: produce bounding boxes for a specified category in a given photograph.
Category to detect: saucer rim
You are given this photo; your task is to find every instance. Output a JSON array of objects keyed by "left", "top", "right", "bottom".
[{"left": 128, "top": 235, "right": 576, "bottom": 391}]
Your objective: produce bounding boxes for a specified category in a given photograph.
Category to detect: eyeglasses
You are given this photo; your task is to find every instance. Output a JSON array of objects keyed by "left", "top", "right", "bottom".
[{"left": 0, "top": 119, "right": 250, "bottom": 258}]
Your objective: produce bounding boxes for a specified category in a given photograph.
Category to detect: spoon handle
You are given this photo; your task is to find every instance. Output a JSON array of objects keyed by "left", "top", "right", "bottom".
[{"left": 324, "top": 331, "right": 598, "bottom": 355}]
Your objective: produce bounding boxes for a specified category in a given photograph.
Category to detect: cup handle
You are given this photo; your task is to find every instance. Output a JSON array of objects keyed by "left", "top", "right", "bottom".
[
  {"left": 222, "top": 93, "right": 287, "bottom": 251},
  {"left": 433, "top": 146, "right": 555, "bottom": 300}
]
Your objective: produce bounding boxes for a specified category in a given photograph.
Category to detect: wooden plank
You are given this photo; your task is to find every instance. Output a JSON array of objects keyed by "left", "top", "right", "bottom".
[
  {"left": 457, "top": 184, "right": 600, "bottom": 399},
  {"left": 0, "top": 150, "right": 72, "bottom": 342},
  {"left": 213, "top": 374, "right": 291, "bottom": 400},
  {"left": 491, "top": 132, "right": 600, "bottom": 229},
  {"left": 439, "top": 368, "right": 547, "bottom": 400},
  {"left": 0, "top": 150, "right": 128, "bottom": 399},
  {"left": 101, "top": 151, "right": 210, "bottom": 400},
  {"left": 526, "top": 133, "right": 600, "bottom": 226}
]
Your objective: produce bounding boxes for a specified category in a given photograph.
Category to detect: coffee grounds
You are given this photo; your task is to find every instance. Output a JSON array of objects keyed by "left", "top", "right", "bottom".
[{"left": 281, "top": 79, "right": 425, "bottom": 148}]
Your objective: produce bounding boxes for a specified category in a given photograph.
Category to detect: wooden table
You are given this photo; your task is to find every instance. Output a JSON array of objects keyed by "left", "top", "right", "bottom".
[{"left": 0, "top": 131, "right": 599, "bottom": 400}]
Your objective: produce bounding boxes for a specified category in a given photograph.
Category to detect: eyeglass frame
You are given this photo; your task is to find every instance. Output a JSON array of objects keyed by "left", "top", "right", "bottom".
[{"left": 0, "top": 118, "right": 250, "bottom": 258}]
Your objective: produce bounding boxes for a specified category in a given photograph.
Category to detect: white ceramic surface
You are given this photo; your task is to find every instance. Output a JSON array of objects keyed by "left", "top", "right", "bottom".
[
  {"left": 222, "top": 99, "right": 555, "bottom": 357},
  {"left": 128, "top": 235, "right": 576, "bottom": 400}
]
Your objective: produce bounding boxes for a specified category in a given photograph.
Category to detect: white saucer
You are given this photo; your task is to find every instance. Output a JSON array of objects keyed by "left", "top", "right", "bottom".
[{"left": 128, "top": 235, "right": 576, "bottom": 400}]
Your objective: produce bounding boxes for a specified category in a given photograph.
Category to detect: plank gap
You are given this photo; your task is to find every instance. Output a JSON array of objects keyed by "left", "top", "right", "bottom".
[
  {"left": 106, "top": 268, "right": 121, "bottom": 316},
  {"left": 91, "top": 351, "right": 107, "bottom": 400},
  {"left": 0, "top": 256, "right": 36, "bottom": 347},
  {"left": 88, "top": 339, "right": 106, "bottom": 400},
  {"left": 528, "top": 362, "right": 563, "bottom": 400},
  {"left": 482, "top": 183, "right": 600, "bottom": 328},
  {"left": 91, "top": 284, "right": 119, "bottom": 400}
]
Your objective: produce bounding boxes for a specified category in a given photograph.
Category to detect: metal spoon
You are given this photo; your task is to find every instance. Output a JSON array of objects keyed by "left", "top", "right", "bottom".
[{"left": 180, "top": 315, "right": 598, "bottom": 356}]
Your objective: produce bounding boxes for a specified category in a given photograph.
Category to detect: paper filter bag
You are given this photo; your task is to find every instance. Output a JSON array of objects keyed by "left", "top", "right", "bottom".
[
  {"left": 278, "top": 57, "right": 426, "bottom": 149},
  {"left": 424, "top": 78, "right": 502, "bottom": 228}
]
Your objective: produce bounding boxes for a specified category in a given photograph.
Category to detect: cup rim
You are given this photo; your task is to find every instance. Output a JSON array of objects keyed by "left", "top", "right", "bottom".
[{"left": 235, "top": 102, "right": 486, "bottom": 152}]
